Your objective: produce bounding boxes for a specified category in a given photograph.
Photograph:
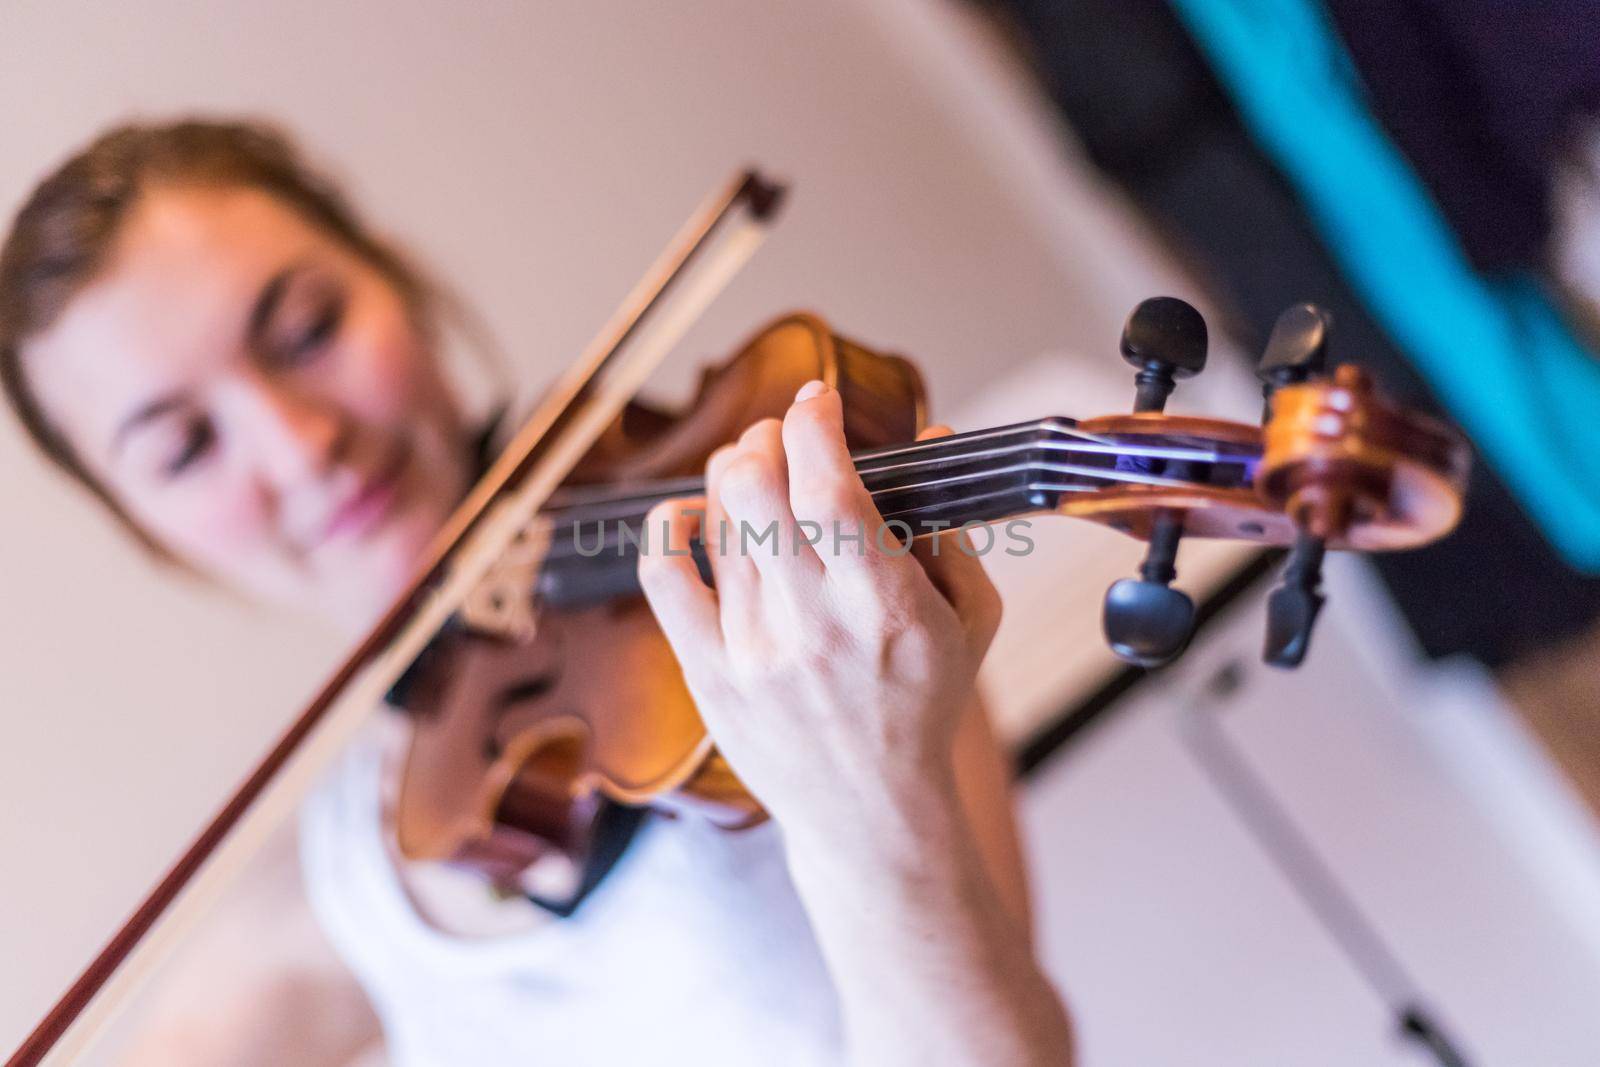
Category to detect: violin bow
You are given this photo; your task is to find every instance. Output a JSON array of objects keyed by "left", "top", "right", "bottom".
[{"left": 7, "top": 168, "right": 786, "bottom": 1067}]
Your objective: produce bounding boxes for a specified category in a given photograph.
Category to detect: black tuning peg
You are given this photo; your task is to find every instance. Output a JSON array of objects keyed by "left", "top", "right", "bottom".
[
  {"left": 1263, "top": 533, "right": 1326, "bottom": 668},
  {"left": 1257, "top": 303, "right": 1331, "bottom": 418},
  {"left": 1104, "top": 513, "right": 1196, "bottom": 668},
  {"left": 1120, "top": 297, "right": 1208, "bottom": 413}
]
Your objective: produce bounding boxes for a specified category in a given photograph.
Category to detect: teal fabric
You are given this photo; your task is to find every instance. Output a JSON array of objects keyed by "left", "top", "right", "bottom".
[{"left": 1166, "top": 0, "right": 1600, "bottom": 570}]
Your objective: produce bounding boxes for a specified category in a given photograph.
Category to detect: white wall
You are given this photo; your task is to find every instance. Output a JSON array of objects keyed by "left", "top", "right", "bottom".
[{"left": 0, "top": 0, "right": 1206, "bottom": 1050}]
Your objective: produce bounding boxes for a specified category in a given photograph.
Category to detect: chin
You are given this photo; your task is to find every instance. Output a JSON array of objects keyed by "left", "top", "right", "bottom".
[
  {"left": 322, "top": 505, "right": 447, "bottom": 633},
  {"left": 380, "top": 516, "right": 443, "bottom": 599}
]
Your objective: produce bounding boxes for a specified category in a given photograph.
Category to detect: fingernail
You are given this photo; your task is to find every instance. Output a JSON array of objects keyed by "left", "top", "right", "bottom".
[{"left": 795, "top": 379, "right": 829, "bottom": 402}]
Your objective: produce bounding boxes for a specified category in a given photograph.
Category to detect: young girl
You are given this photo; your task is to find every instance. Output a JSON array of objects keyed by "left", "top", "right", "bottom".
[{"left": 0, "top": 120, "right": 1069, "bottom": 1065}]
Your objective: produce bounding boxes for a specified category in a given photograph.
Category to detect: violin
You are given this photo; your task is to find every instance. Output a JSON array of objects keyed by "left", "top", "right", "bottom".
[
  {"left": 391, "top": 300, "right": 1469, "bottom": 895},
  {"left": 8, "top": 170, "right": 1468, "bottom": 1066}
]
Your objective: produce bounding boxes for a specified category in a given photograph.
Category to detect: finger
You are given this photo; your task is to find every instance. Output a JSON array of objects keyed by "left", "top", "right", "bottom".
[
  {"left": 638, "top": 499, "right": 728, "bottom": 688},
  {"left": 703, "top": 444, "right": 761, "bottom": 629},
  {"left": 783, "top": 380, "right": 917, "bottom": 584},
  {"left": 914, "top": 526, "right": 1004, "bottom": 659},
  {"left": 717, "top": 418, "right": 824, "bottom": 592},
  {"left": 910, "top": 425, "right": 1003, "bottom": 657}
]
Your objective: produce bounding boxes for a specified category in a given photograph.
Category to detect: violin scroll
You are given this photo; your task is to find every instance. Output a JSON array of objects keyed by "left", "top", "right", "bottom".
[{"left": 1083, "top": 298, "right": 1470, "bottom": 670}]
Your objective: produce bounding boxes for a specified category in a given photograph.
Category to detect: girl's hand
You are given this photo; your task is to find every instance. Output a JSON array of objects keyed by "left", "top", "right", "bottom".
[
  {"left": 641, "top": 388, "right": 1074, "bottom": 1066},
  {"left": 637, "top": 379, "right": 1002, "bottom": 855}
]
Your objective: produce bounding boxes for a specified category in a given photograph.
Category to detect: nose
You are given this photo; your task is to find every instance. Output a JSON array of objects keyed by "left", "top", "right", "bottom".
[{"left": 233, "top": 372, "right": 350, "bottom": 486}]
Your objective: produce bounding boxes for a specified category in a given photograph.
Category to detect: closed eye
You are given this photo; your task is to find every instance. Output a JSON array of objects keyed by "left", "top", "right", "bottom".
[
  {"left": 165, "top": 417, "right": 217, "bottom": 477},
  {"left": 247, "top": 263, "right": 344, "bottom": 369},
  {"left": 280, "top": 298, "right": 343, "bottom": 364}
]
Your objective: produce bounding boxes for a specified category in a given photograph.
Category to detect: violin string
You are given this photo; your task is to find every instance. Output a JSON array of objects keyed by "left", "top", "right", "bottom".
[
  {"left": 538, "top": 425, "right": 1249, "bottom": 527},
  {"left": 539, "top": 468, "right": 1105, "bottom": 558},
  {"left": 533, "top": 423, "right": 1062, "bottom": 513},
  {"left": 843, "top": 416, "right": 1245, "bottom": 470},
  {"left": 534, "top": 420, "right": 1066, "bottom": 513},
  {"left": 853, "top": 435, "right": 1243, "bottom": 482},
  {"left": 537, "top": 455, "right": 1233, "bottom": 560},
  {"left": 537, "top": 456, "right": 1220, "bottom": 562},
  {"left": 545, "top": 423, "right": 1246, "bottom": 515}
]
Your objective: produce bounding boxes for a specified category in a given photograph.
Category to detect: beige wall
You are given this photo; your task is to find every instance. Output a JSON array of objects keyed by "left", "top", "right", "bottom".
[{"left": 0, "top": 0, "right": 1226, "bottom": 1051}]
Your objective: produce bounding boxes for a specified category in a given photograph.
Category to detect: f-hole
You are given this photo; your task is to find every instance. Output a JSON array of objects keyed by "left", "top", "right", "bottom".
[{"left": 493, "top": 732, "right": 593, "bottom": 855}]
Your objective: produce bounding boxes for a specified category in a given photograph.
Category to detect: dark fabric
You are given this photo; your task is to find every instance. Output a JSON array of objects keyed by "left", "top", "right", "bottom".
[
  {"left": 526, "top": 802, "right": 650, "bottom": 918},
  {"left": 984, "top": 0, "right": 1600, "bottom": 667},
  {"left": 1325, "top": 0, "right": 1600, "bottom": 274}
]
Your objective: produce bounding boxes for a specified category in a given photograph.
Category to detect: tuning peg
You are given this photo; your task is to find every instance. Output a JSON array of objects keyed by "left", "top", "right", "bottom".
[
  {"left": 1257, "top": 303, "right": 1331, "bottom": 419},
  {"left": 1263, "top": 533, "right": 1326, "bottom": 668},
  {"left": 1120, "top": 297, "right": 1208, "bottom": 413},
  {"left": 1104, "top": 514, "right": 1196, "bottom": 667}
]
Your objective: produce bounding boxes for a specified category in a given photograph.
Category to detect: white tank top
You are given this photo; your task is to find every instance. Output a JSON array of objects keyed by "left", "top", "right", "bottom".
[{"left": 297, "top": 720, "right": 844, "bottom": 1067}]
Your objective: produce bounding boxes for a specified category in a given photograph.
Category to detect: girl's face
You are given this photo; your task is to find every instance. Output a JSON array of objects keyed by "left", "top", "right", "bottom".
[{"left": 23, "top": 185, "right": 472, "bottom": 631}]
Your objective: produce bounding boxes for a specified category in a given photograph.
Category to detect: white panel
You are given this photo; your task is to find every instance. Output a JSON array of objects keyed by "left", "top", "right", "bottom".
[
  {"left": 1022, "top": 557, "right": 1600, "bottom": 1065},
  {"left": 1023, "top": 694, "right": 1415, "bottom": 1067}
]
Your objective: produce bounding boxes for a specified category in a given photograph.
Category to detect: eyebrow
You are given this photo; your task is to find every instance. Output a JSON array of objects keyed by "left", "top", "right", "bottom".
[{"left": 109, "top": 265, "right": 297, "bottom": 456}]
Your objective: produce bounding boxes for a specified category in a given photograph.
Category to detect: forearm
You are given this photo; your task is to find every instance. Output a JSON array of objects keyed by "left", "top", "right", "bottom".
[
  {"left": 638, "top": 381, "right": 1072, "bottom": 1061},
  {"left": 783, "top": 776, "right": 1073, "bottom": 1067},
  {"left": 951, "top": 695, "right": 1034, "bottom": 933}
]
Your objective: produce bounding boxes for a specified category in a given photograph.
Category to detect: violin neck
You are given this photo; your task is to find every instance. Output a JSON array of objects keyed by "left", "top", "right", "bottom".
[{"left": 534, "top": 417, "right": 1252, "bottom": 608}]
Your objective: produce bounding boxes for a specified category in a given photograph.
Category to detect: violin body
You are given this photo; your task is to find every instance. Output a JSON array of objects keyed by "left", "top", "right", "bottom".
[{"left": 392, "top": 314, "right": 926, "bottom": 887}]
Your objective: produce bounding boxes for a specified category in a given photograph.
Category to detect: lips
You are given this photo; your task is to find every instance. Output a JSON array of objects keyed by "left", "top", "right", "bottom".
[{"left": 321, "top": 439, "right": 411, "bottom": 547}]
